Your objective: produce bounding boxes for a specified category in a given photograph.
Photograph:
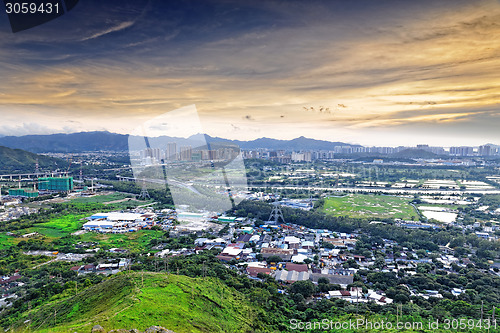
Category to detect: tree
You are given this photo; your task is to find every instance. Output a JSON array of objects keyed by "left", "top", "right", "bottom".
[
  {"left": 265, "top": 255, "right": 282, "bottom": 264},
  {"left": 290, "top": 280, "right": 316, "bottom": 298},
  {"left": 317, "top": 277, "right": 330, "bottom": 285}
]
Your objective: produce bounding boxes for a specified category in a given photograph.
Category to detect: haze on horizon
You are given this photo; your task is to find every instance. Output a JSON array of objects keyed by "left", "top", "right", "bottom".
[{"left": 0, "top": 0, "right": 499, "bottom": 147}]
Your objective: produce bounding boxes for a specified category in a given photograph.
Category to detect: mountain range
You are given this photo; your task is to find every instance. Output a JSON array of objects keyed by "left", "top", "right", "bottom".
[{"left": 0, "top": 131, "right": 359, "bottom": 153}]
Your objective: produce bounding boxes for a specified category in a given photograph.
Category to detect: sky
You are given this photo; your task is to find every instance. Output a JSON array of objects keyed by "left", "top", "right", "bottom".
[{"left": 0, "top": 0, "right": 499, "bottom": 147}]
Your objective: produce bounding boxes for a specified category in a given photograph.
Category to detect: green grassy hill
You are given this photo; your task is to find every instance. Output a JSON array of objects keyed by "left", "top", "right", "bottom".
[
  {"left": 0, "top": 145, "right": 66, "bottom": 173},
  {"left": 13, "top": 272, "right": 264, "bottom": 333}
]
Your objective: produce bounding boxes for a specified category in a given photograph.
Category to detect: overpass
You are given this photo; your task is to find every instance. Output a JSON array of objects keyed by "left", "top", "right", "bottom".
[{"left": 0, "top": 171, "right": 69, "bottom": 181}]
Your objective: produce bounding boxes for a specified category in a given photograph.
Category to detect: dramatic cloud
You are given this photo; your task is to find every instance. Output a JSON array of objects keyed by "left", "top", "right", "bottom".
[{"left": 0, "top": 0, "right": 498, "bottom": 145}]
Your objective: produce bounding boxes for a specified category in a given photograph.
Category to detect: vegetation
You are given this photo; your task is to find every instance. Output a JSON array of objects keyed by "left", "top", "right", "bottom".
[
  {"left": 322, "top": 194, "right": 419, "bottom": 220},
  {"left": 9, "top": 272, "right": 263, "bottom": 333},
  {"left": 0, "top": 145, "right": 67, "bottom": 173}
]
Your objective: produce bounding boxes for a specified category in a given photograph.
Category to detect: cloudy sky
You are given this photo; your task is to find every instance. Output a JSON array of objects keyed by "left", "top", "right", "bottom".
[{"left": 0, "top": 0, "right": 499, "bottom": 146}]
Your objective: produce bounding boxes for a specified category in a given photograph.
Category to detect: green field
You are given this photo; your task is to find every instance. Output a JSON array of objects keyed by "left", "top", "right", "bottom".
[
  {"left": 16, "top": 272, "right": 262, "bottom": 333},
  {"left": 70, "top": 192, "right": 154, "bottom": 209},
  {"left": 0, "top": 213, "right": 87, "bottom": 248},
  {"left": 0, "top": 232, "right": 17, "bottom": 249},
  {"left": 79, "top": 229, "right": 164, "bottom": 251},
  {"left": 323, "top": 194, "right": 419, "bottom": 220},
  {"left": 30, "top": 214, "right": 87, "bottom": 238},
  {"left": 71, "top": 193, "right": 132, "bottom": 204}
]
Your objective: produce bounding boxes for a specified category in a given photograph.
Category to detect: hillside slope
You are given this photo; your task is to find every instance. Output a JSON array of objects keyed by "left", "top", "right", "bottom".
[
  {"left": 0, "top": 146, "right": 65, "bottom": 173},
  {"left": 12, "top": 272, "right": 265, "bottom": 333}
]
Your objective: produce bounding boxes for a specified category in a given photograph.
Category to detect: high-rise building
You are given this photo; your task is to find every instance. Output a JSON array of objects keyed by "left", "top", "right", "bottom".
[
  {"left": 291, "top": 152, "right": 304, "bottom": 162},
  {"left": 166, "top": 142, "right": 177, "bottom": 160},
  {"left": 208, "top": 150, "right": 217, "bottom": 160},
  {"left": 143, "top": 147, "right": 161, "bottom": 162},
  {"left": 180, "top": 146, "right": 192, "bottom": 161},
  {"left": 450, "top": 146, "right": 474, "bottom": 156},
  {"left": 479, "top": 145, "right": 492, "bottom": 156}
]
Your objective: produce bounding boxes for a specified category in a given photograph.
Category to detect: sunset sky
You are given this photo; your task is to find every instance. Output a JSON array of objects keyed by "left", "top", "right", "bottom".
[{"left": 0, "top": 0, "right": 499, "bottom": 146}]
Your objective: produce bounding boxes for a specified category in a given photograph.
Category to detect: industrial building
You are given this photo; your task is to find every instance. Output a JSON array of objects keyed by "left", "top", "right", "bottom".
[
  {"left": 82, "top": 212, "right": 156, "bottom": 232},
  {"left": 38, "top": 177, "right": 74, "bottom": 192}
]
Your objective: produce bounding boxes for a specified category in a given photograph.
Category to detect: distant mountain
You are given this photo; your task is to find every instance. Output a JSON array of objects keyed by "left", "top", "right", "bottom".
[
  {"left": 0, "top": 146, "right": 66, "bottom": 173},
  {"left": 223, "top": 136, "right": 360, "bottom": 150},
  {"left": 0, "top": 131, "right": 358, "bottom": 153},
  {"left": 0, "top": 131, "right": 129, "bottom": 153}
]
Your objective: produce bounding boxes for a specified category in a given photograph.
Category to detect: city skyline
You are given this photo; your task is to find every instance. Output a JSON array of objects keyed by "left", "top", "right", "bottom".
[{"left": 0, "top": 0, "right": 499, "bottom": 146}]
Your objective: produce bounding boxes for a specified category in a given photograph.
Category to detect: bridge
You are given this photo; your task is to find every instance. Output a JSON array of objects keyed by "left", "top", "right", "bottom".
[{"left": 0, "top": 171, "right": 69, "bottom": 182}]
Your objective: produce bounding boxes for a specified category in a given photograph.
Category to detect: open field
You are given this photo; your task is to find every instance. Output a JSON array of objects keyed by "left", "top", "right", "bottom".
[
  {"left": 70, "top": 192, "right": 132, "bottom": 204},
  {"left": 78, "top": 229, "right": 165, "bottom": 251},
  {"left": 0, "top": 213, "right": 87, "bottom": 248},
  {"left": 0, "top": 232, "right": 17, "bottom": 249},
  {"left": 29, "top": 214, "right": 87, "bottom": 238},
  {"left": 70, "top": 192, "right": 154, "bottom": 209},
  {"left": 323, "top": 194, "right": 419, "bottom": 220}
]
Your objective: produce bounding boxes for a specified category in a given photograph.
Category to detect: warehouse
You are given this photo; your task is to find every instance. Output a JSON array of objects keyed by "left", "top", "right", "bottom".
[{"left": 82, "top": 212, "right": 156, "bottom": 232}]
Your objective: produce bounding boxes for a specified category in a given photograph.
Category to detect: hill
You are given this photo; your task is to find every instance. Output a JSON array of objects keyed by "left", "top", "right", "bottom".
[
  {"left": 0, "top": 131, "right": 357, "bottom": 153},
  {"left": 0, "top": 146, "right": 66, "bottom": 173},
  {"left": 11, "top": 272, "right": 264, "bottom": 333},
  {"left": 394, "top": 148, "right": 439, "bottom": 159},
  {"left": 227, "top": 135, "right": 360, "bottom": 150},
  {"left": 0, "top": 132, "right": 129, "bottom": 153}
]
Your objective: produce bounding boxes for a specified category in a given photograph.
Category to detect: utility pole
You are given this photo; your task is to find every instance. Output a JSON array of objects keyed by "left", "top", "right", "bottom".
[
  {"left": 481, "top": 301, "right": 484, "bottom": 322},
  {"left": 493, "top": 306, "right": 496, "bottom": 330},
  {"left": 396, "top": 303, "right": 399, "bottom": 326},
  {"left": 28, "top": 302, "right": 32, "bottom": 333},
  {"left": 356, "top": 288, "right": 359, "bottom": 314}
]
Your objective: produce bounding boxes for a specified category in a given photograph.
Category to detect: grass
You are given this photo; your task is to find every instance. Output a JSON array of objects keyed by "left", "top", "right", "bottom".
[
  {"left": 323, "top": 193, "right": 419, "bottom": 220},
  {"left": 70, "top": 193, "right": 133, "bottom": 204},
  {"left": 0, "top": 214, "right": 87, "bottom": 247},
  {"left": 0, "top": 232, "right": 17, "bottom": 249},
  {"left": 78, "top": 229, "right": 165, "bottom": 251},
  {"left": 1, "top": 192, "right": 158, "bottom": 250},
  {"left": 29, "top": 214, "right": 87, "bottom": 238},
  {"left": 17, "top": 272, "right": 262, "bottom": 333},
  {"left": 70, "top": 192, "right": 154, "bottom": 209}
]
